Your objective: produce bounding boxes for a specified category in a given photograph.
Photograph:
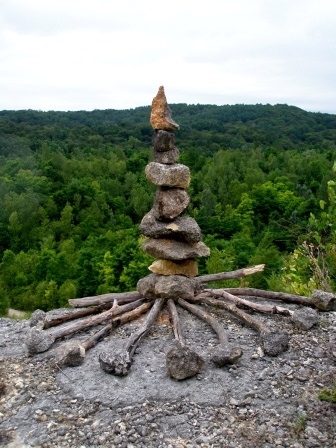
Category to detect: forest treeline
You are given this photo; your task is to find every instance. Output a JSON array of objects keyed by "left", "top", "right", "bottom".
[{"left": 0, "top": 103, "right": 335, "bottom": 313}]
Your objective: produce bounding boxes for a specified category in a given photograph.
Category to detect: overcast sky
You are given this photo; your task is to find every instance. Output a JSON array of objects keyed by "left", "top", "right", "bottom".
[{"left": 1, "top": 0, "right": 335, "bottom": 113}]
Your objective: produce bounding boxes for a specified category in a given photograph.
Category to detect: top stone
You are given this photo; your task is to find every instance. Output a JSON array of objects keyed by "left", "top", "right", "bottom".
[{"left": 150, "top": 86, "right": 180, "bottom": 132}]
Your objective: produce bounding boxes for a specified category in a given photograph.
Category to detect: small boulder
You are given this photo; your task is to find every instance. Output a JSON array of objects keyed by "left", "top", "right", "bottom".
[
  {"left": 153, "top": 147, "right": 180, "bottom": 164},
  {"left": 291, "top": 307, "right": 319, "bottom": 330},
  {"left": 56, "top": 341, "right": 86, "bottom": 367},
  {"left": 137, "top": 274, "right": 197, "bottom": 301},
  {"left": 211, "top": 345, "right": 243, "bottom": 367},
  {"left": 260, "top": 331, "right": 289, "bottom": 356},
  {"left": 166, "top": 343, "right": 204, "bottom": 380},
  {"left": 152, "top": 130, "right": 175, "bottom": 152}
]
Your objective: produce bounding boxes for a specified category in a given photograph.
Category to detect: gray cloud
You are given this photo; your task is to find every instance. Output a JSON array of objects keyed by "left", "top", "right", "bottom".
[{"left": 0, "top": 0, "right": 335, "bottom": 113}]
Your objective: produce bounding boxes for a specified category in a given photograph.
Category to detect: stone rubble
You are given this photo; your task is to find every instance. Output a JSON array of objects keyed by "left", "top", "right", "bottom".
[{"left": 0, "top": 306, "right": 335, "bottom": 447}]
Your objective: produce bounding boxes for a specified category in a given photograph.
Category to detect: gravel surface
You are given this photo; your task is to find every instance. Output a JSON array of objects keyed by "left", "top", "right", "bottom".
[{"left": 0, "top": 300, "right": 335, "bottom": 448}]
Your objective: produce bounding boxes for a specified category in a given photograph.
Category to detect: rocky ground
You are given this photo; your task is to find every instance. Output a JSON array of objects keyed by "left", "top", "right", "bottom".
[{"left": 0, "top": 300, "right": 335, "bottom": 448}]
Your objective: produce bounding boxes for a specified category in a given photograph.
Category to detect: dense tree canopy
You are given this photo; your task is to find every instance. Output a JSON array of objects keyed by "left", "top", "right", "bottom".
[{"left": 0, "top": 103, "right": 335, "bottom": 312}]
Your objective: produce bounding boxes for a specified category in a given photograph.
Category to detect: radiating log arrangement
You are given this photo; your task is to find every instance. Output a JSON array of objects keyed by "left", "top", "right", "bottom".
[{"left": 25, "top": 87, "right": 336, "bottom": 380}]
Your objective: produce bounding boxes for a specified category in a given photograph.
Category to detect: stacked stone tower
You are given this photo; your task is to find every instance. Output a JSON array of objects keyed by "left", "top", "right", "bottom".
[{"left": 137, "top": 86, "right": 210, "bottom": 299}]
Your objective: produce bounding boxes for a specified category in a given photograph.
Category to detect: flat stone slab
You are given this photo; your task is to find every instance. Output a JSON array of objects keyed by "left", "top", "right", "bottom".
[
  {"left": 142, "top": 238, "right": 210, "bottom": 260},
  {"left": 140, "top": 212, "right": 201, "bottom": 243},
  {"left": 153, "top": 188, "right": 190, "bottom": 220},
  {"left": 145, "top": 162, "right": 190, "bottom": 189},
  {"left": 149, "top": 259, "right": 198, "bottom": 277}
]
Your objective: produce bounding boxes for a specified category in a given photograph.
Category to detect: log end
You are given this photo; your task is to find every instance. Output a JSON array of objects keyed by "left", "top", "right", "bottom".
[{"left": 99, "top": 349, "right": 132, "bottom": 376}]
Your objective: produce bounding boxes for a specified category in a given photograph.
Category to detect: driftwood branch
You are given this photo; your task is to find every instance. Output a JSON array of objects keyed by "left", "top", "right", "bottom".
[
  {"left": 68, "top": 291, "right": 142, "bottom": 308},
  {"left": 55, "top": 302, "right": 153, "bottom": 367},
  {"left": 222, "top": 287, "right": 313, "bottom": 307},
  {"left": 167, "top": 299, "right": 185, "bottom": 346},
  {"left": 99, "top": 298, "right": 165, "bottom": 376},
  {"left": 198, "top": 296, "right": 289, "bottom": 356},
  {"left": 178, "top": 298, "right": 228, "bottom": 345},
  {"left": 197, "top": 264, "right": 265, "bottom": 283},
  {"left": 178, "top": 299, "right": 243, "bottom": 366},
  {"left": 201, "top": 289, "right": 293, "bottom": 316},
  {"left": 199, "top": 296, "right": 270, "bottom": 333}
]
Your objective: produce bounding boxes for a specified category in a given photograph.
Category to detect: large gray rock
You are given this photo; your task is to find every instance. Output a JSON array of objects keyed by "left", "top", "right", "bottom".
[
  {"left": 137, "top": 274, "right": 197, "bottom": 301},
  {"left": 166, "top": 343, "right": 205, "bottom": 380},
  {"left": 291, "top": 307, "right": 319, "bottom": 330},
  {"left": 145, "top": 162, "right": 190, "bottom": 189},
  {"left": 153, "top": 147, "right": 180, "bottom": 164},
  {"left": 140, "top": 211, "right": 201, "bottom": 243},
  {"left": 153, "top": 188, "right": 190, "bottom": 220},
  {"left": 142, "top": 238, "right": 210, "bottom": 261},
  {"left": 152, "top": 130, "right": 175, "bottom": 152}
]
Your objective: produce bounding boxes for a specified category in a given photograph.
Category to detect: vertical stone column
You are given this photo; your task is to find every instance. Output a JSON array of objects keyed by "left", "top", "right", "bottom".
[{"left": 137, "top": 86, "right": 210, "bottom": 298}]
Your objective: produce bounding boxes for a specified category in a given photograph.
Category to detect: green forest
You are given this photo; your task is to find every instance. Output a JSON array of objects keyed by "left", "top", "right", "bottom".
[{"left": 0, "top": 103, "right": 335, "bottom": 314}]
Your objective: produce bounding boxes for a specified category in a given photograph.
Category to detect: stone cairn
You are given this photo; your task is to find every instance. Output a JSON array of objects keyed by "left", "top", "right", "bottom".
[{"left": 25, "top": 87, "right": 336, "bottom": 381}]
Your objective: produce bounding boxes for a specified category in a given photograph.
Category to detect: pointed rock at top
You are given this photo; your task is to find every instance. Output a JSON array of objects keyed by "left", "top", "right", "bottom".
[{"left": 150, "top": 86, "right": 180, "bottom": 131}]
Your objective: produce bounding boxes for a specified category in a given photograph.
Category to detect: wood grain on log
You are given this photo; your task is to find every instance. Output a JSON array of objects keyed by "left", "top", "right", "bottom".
[{"left": 222, "top": 287, "right": 312, "bottom": 306}]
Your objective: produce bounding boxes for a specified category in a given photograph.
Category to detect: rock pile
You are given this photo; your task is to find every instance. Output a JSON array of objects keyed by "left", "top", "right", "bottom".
[{"left": 138, "top": 86, "right": 210, "bottom": 299}]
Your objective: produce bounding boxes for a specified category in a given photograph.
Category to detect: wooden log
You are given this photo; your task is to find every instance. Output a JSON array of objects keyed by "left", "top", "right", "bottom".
[
  {"left": 222, "top": 287, "right": 313, "bottom": 307},
  {"left": 99, "top": 298, "right": 165, "bottom": 376},
  {"left": 197, "top": 264, "right": 265, "bottom": 283},
  {"left": 167, "top": 299, "right": 185, "bottom": 346},
  {"left": 56, "top": 302, "right": 153, "bottom": 367},
  {"left": 43, "top": 305, "right": 112, "bottom": 329},
  {"left": 178, "top": 298, "right": 228, "bottom": 345},
  {"left": 201, "top": 289, "right": 293, "bottom": 316},
  {"left": 178, "top": 299, "right": 242, "bottom": 366},
  {"left": 26, "top": 299, "right": 146, "bottom": 354},
  {"left": 68, "top": 291, "right": 142, "bottom": 308},
  {"left": 198, "top": 296, "right": 288, "bottom": 356},
  {"left": 199, "top": 296, "right": 269, "bottom": 333}
]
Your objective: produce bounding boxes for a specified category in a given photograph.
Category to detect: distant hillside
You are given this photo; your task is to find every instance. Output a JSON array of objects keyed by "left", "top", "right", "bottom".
[{"left": 0, "top": 104, "right": 335, "bottom": 155}]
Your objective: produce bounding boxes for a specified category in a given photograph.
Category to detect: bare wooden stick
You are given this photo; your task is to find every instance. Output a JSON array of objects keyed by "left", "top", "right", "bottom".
[
  {"left": 26, "top": 299, "right": 147, "bottom": 355},
  {"left": 43, "top": 305, "right": 112, "bottom": 329},
  {"left": 49, "top": 299, "right": 145, "bottom": 340},
  {"left": 222, "top": 287, "right": 313, "bottom": 306},
  {"left": 201, "top": 289, "right": 293, "bottom": 316},
  {"left": 197, "top": 264, "right": 265, "bottom": 283},
  {"left": 198, "top": 296, "right": 289, "bottom": 356},
  {"left": 99, "top": 298, "right": 165, "bottom": 376},
  {"left": 68, "top": 291, "right": 142, "bottom": 308},
  {"left": 178, "top": 298, "right": 243, "bottom": 366},
  {"left": 167, "top": 299, "right": 185, "bottom": 346},
  {"left": 178, "top": 298, "right": 228, "bottom": 345},
  {"left": 199, "top": 296, "right": 270, "bottom": 333},
  {"left": 55, "top": 302, "right": 153, "bottom": 367}
]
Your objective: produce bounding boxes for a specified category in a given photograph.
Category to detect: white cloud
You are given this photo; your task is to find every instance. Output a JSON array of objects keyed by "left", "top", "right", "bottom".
[{"left": 0, "top": 0, "right": 335, "bottom": 112}]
